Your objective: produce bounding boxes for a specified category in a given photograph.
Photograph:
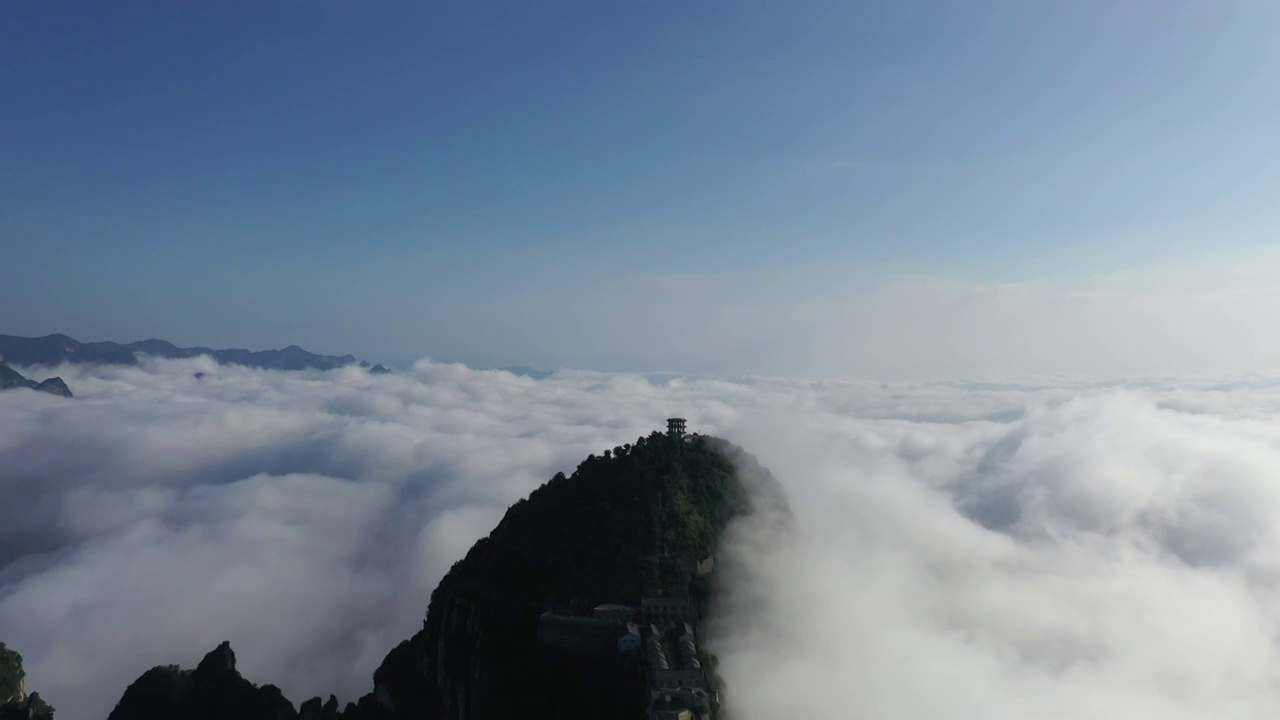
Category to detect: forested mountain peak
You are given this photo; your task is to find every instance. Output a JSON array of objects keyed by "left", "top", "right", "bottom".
[{"left": 67, "top": 427, "right": 787, "bottom": 720}]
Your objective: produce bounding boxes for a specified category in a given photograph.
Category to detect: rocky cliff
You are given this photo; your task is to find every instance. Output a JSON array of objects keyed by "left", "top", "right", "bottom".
[{"left": 0, "top": 643, "right": 54, "bottom": 720}]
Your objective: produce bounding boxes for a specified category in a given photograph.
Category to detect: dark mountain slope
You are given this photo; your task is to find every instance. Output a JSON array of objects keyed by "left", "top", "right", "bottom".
[
  {"left": 364, "top": 431, "right": 786, "bottom": 720},
  {"left": 103, "top": 429, "right": 788, "bottom": 720},
  {"left": 108, "top": 643, "right": 293, "bottom": 720},
  {"left": 0, "top": 359, "right": 72, "bottom": 397},
  {"left": 0, "top": 334, "right": 358, "bottom": 372}
]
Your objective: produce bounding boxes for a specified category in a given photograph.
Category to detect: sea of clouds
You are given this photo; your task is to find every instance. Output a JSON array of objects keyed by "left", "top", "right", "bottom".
[{"left": 6, "top": 358, "right": 1280, "bottom": 718}]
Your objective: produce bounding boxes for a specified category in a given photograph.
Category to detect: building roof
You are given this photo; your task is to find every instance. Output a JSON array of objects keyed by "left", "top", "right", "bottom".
[{"left": 653, "top": 669, "right": 705, "bottom": 680}]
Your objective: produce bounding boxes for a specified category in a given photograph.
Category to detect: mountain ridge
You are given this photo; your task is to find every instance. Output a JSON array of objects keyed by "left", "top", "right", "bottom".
[{"left": 0, "top": 334, "right": 362, "bottom": 372}]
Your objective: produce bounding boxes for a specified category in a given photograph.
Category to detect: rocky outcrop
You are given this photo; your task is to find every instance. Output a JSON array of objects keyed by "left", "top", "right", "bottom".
[
  {"left": 107, "top": 642, "right": 295, "bottom": 720},
  {"left": 297, "top": 695, "right": 342, "bottom": 720},
  {"left": 32, "top": 378, "right": 71, "bottom": 398},
  {"left": 0, "top": 359, "right": 71, "bottom": 398},
  {"left": 0, "top": 644, "right": 53, "bottom": 720}
]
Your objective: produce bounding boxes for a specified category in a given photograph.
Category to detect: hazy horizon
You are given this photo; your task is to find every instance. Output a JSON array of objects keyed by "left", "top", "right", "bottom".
[{"left": 5, "top": 2, "right": 1280, "bottom": 379}]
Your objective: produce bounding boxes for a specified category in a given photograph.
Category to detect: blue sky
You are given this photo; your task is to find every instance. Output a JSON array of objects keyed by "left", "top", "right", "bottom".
[{"left": 4, "top": 1, "right": 1280, "bottom": 376}]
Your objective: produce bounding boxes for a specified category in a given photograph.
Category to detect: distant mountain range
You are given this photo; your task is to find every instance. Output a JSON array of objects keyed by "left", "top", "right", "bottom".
[
  {"left": 0, "top": 334, "right": 363, "bottom": 372},
  {"left": 499, "top": 366, "right": 555, "bottom": 380},
  {"left": 0, "top": 334, "right": 567, "bottom": 379}
]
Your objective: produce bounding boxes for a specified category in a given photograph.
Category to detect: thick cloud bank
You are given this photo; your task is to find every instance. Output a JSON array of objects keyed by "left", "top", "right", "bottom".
[{"left": 4, "top": 360, "right": 1280, "bottom": 718}]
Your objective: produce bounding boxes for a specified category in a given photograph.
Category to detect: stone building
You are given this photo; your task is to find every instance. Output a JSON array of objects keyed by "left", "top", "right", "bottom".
[
  {"left": 593, "top": 603, "right": 636, "bottom": 623},
  {"left": 694, "top": 553, "right": 714, "bottom": 576},
  {"left": 648, "top": 670, "right": 714, "bottom": 713},
  {"left": 645, "top": 624, "right": 670, "bottom": 670},
  {"left": 617, "top": 623, "right": 642, "bottom": 658},
  {"left": 678, "top": 624, "right": 700, "bottom": 670},
  {"left": 536, "top": 612, "right": 618, "bottom": 658},
  {"left": 641, "top": 596, "right": 689, "bottom": 620}
]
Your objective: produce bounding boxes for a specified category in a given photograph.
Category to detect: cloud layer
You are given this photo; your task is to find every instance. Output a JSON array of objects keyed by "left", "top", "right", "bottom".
[
  {"left": 716, "top": 386, "right": 1280, "bottom": 719},
  {"left": 5, "top": 359, "right": 1280, "bottom": 718}
]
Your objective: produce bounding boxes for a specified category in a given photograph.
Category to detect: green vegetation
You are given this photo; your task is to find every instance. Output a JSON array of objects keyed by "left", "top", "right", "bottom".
[
  {"left": 461, "top": 431, "right": 749, "bottom": 606},
  {"left": 371, "top": 431, "right": 764, "bottom": 720}
]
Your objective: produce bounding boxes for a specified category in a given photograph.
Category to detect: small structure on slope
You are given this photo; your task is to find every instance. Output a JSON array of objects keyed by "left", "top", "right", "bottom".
[
  {"left": 593, "top": 604, "right": 636, "bottom": 623},
  {"left": 642, "top": 596, "right": 689, "bottom": 620},
  {"left": 618, "top": 624, "right": 642, "bottom": 658},
  {"left": 536, "top": 613, "right": 619, "bottom": 658},
  {"left": 667, "top": 418, "right": 687, "bottom": 437}
]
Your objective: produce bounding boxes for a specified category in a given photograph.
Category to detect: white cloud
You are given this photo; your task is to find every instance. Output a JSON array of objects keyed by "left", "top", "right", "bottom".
[
  {"left": 6, "top": 360, "right": 1280, "bottom": 718},
  {"left": 716, "top": 387, "right": 1280, "bottom": 719}
]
